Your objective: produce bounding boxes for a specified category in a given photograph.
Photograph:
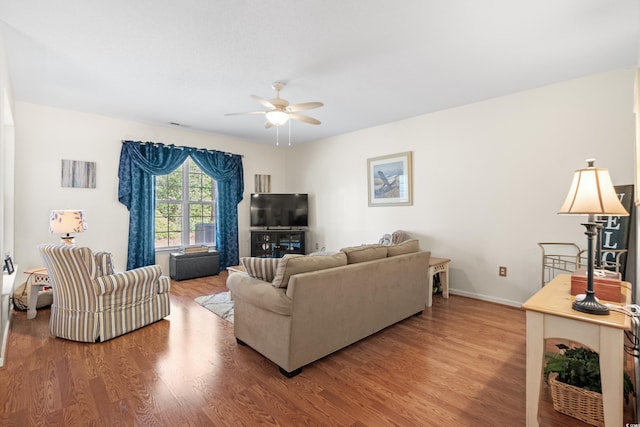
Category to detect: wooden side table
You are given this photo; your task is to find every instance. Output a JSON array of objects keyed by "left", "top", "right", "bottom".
[
  {"left": 24, "top": 268, "right": 50, "bottom": 319},
  {"left": 522, "top": 274, "right": 631, "bottom": 426},
  {"left": 429, "top": 257, "right": 450, "bottom": 298}
]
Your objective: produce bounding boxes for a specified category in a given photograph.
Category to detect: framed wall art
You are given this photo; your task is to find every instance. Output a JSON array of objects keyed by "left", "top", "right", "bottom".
[
  {"left": 254, "top": 174, "right": 271, "bottom": 193},
  {"left": 367, "top": 151, "right": 413, "bottom": 206},
  {"left": 61, "top": 159, "right": 96, "bottom": 188}
]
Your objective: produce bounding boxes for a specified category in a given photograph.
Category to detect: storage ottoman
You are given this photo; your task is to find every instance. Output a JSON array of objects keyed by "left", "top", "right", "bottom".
[{"left": 170, "top": 251, "right": 220, "bottom": 281}]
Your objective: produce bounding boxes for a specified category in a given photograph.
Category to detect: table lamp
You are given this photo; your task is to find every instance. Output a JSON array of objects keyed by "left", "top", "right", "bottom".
[
  {"left": 558, "top": 159, "right": 628, "bottom": 315},
  {"left": 49, "top": 210, "right": 88, "bottom": 244}
]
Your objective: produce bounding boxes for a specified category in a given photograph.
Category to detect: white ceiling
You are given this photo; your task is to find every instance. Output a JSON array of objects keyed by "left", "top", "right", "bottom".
[{"left": 0, "top": 0, "right": 638, "bottom": 145}]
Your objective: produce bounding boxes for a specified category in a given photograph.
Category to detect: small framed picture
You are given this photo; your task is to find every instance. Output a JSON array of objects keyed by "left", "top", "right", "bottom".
[{"left": 3, "top": 256, "right": 14, "bottom": 275}]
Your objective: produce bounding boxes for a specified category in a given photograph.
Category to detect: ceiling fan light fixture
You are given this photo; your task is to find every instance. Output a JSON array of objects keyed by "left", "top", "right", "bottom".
[{"left": 265, "top": 110, "right": 289, "bottom": 126}]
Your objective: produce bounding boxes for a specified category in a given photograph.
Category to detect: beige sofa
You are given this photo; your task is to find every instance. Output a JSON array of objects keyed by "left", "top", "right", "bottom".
[{"left": 226, "top": 240, "right": 431, "bottom": 377}]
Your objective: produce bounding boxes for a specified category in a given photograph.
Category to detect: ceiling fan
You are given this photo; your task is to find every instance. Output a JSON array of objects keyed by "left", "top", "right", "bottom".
[{"left": 225, "top": 82, "right": 324, "bottom": 128}]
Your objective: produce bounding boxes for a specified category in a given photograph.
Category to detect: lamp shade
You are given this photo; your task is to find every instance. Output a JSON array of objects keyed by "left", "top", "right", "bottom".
[
  {"left": 558, "top": 159, "right": 629, "bottom": 217},
  {"left": 49, "top": 210, "right": 88, "bottom": 235},
  {"left": 265, "top": 110, "right": 290, "bottom": 126}
]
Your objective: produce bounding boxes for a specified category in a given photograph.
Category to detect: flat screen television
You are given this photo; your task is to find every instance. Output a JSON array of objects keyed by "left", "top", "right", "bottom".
[{"left": 250, "top": 193, "right": 308, "bottom": 228}]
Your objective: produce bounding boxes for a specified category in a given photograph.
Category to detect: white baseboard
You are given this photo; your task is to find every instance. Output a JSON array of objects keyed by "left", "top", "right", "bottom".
[
  {"left": 1, "top": 270, "right": 17, "bottom": 367},
  {"left": 448, "top": 288, "right": 522, "bottom": 308},
  {"left": 0, "top": 308, "right": 10, "bottom": 367}
]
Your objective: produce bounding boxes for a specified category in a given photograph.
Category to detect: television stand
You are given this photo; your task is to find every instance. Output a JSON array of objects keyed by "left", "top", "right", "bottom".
[{"left": 250, "top": 230, "right": 306, "bottom": 258}]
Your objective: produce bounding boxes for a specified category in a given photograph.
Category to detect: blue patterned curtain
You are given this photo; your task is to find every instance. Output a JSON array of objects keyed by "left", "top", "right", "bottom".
[
  {"left": 190, "top": 150, "right": 244, "bottom": 268},
  {"left": 118, "top": 141, "right": 244, "bottom": 270},
  {"left": 118, "top": 141, "right": 190, "bottom": 269}
]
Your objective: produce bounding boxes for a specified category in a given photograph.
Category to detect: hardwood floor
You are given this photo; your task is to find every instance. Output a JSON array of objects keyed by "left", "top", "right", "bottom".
[{"left": 0, "top": 271, "right": 635, "bottom": 426}]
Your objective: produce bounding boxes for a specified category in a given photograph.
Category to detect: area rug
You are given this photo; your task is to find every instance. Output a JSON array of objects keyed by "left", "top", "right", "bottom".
[{"left": 195, "top": 291, "right": 234, "bottom": 323}]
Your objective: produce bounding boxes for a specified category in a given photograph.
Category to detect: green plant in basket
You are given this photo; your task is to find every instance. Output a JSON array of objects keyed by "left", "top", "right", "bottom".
[{"left": 544, "top": 343, "right": 635, "bottom": 404}]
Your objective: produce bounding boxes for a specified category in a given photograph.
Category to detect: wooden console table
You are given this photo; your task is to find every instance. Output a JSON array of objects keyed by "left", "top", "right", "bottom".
[{"left": 522, "top": 274, "right": 632, "bottom": 426}]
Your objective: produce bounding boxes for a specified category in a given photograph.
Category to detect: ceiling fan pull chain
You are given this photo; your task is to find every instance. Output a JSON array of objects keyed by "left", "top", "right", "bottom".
[
  {"left": 276, "top": 125, "right": 279, "bottom": 146},
  {"left": 288, "top": 120, "right": 291, "bottom": 146}
]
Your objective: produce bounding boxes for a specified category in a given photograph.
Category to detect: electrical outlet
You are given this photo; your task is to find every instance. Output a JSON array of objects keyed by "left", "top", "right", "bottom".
[{"left": 499, "top": 266, "right": 507, "bottom": 277}]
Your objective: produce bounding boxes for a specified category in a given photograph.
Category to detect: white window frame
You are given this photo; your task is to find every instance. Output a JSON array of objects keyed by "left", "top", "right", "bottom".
[{"left": 155, "top": 158, "right": 216, "bottom": 249}]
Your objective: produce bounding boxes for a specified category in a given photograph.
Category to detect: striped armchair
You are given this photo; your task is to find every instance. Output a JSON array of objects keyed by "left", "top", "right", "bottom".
[{"left": 39, "top": 244, "right": 171, "bottom": 342}]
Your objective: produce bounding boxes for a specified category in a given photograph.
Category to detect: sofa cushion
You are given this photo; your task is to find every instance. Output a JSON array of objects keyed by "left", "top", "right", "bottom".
[
  {"left": 272, "top": 252, "right": 347, "bottom": 288},
  {"left": 307, "top": 251, "right": 337, "bottom": 256},
  {"left": 241, "top": 257, "right": 280, "bottom": 282},
  {"left": 387, "top": 239, "right": 420, "bottom": 257},
  {"left": 340, "top": 244, "right": 388, "bottom": 264}
]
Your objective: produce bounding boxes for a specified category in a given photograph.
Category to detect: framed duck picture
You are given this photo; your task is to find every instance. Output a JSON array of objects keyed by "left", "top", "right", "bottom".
[{"left": 367, "top": 151, "right": 412, "bottom": 206}]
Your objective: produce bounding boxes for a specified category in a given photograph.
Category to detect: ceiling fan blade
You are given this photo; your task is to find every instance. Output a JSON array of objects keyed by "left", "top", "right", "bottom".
[
  {"left": 286, "top": 102, "right": 324, "bottom": 113},
  {"left": 225, "top": 111, "right": 266, "bottom": 116},
  {"left": 251, "top": 94, "right": 276, "bottom": 109},
  {"left": 290, "top": 113, "right": 321, "bottom": 125}
]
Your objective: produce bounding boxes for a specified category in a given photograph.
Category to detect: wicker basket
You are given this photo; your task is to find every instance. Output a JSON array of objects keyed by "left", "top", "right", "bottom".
[{"left": 548, "top": 372, "right": 604, "bottom": 427}]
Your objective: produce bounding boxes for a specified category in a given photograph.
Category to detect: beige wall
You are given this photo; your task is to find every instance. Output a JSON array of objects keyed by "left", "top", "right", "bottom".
[
  {"left": 286, "top": 69, "right": 636, "bottom": 305},
  {"left": 13, "top": 103, "right": 287, "bottom": 275},
  {"left": 11, "top": 69, "right": 636, "bottom": 306}
]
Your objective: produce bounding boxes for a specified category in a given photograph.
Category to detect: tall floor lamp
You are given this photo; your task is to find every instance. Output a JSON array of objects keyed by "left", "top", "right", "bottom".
[{"left": 558, "top": 159, "right": 628, "bottom": 315}]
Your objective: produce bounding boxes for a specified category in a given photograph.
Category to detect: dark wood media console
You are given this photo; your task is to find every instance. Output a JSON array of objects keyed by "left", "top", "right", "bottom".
[{"left": 250, "top": 230, "right": 306, "bottom": 258}]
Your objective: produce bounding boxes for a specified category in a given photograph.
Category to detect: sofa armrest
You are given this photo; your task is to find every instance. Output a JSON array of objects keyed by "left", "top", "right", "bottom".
[
  {"left": 157, "top": 275, "right": 171, "bottom": 294},
  {"left": 227, "top": 273, "right": 292, "bottom": 316},
  {"left": 93, "top": 265, "right": 163, "bottom": 299}
]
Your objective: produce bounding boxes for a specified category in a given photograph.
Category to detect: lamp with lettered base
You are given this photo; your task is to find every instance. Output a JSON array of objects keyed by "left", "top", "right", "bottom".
[{"left": 558, "top": 159, "right": 628, "bottom": 315}]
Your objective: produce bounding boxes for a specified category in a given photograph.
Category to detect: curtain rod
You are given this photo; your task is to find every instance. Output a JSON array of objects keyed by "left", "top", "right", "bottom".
[{"left": 121, "top": 140, "right": 243, "bottom": 158}]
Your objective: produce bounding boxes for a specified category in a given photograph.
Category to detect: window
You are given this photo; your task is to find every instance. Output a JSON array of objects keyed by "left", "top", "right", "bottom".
[{"left": 155, "top": 158, "right": 217, "bottom": 248}]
